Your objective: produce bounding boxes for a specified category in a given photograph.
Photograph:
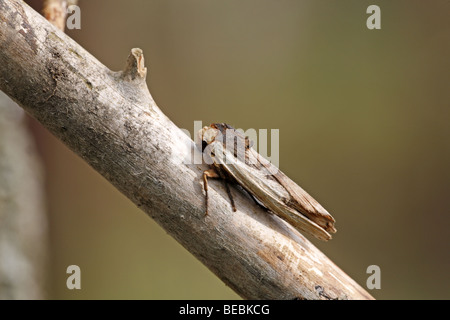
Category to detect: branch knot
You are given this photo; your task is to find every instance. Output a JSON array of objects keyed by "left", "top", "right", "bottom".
[{"left": 121, "top": 48, "right": 147, "bottom": 81}]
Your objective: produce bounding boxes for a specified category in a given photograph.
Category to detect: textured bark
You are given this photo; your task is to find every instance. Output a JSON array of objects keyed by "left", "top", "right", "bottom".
[
  {"left": 0, "top": 92, "right": 47, "bottom": 299},
  {"left": 0, "top": 0, "right": 373, "bottom": 299}
]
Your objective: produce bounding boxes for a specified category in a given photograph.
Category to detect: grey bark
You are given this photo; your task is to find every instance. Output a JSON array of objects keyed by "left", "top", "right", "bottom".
[{"left": 0, "top": 0, "right": 373, "bottom": 299}]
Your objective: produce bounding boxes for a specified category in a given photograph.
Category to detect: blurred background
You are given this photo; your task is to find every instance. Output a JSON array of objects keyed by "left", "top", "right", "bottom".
[{"left": 10, "top": 0, "right": 449, "bottom": 299}]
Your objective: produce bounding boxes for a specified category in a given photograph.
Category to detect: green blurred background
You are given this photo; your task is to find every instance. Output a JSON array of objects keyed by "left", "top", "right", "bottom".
[{"left": 26, "top": 0, "right": 449, "bottom": 299}]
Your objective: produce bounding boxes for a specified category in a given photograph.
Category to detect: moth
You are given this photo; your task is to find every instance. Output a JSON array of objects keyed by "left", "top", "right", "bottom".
[{"left": 197, "top": 123, "right": 336, "bottom": 241}]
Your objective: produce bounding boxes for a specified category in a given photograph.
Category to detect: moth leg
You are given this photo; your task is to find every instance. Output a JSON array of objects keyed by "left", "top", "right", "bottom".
[
  {"left": 215, "top": 166, "right": 237, "bottom": 213},
  {"left": 203, "top": 169, "right": 220, "bottom": 216},
  {"left": 223, "top": 180, "right": 237, "bottom": 212}
]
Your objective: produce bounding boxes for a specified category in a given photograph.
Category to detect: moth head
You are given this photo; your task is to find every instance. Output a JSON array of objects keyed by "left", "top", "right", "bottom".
[{"left": 197, "top": 126, "right": 220, "bottom": 151}]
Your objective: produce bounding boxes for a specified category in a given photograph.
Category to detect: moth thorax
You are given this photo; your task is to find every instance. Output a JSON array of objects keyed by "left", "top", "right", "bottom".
[{"left": 200, "top": 126, "right": 219, "bottom": 145}]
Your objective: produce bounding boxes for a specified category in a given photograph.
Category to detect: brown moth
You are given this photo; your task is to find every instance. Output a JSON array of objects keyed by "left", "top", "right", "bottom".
[{"left": 197, "top": 123, "right": 336, "bottom": 241}]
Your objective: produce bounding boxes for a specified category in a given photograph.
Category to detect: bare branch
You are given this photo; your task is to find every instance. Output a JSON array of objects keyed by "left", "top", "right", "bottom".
[{"left": 0, "top": 0, "right": 373, "bottom": 299}]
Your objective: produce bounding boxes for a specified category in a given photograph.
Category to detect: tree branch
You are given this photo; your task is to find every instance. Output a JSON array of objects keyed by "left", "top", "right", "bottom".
[{"left": 0, "top": 0, "right": 373, "bottom": 299}]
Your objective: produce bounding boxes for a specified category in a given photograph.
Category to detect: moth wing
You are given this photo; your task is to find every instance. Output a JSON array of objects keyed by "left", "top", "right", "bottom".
[
  {"left": 245, "top": 148, "right": 336, "bottom": 234},
  {"left": 212, "top": 143, "right": 332, "bottom": 241},
  {"left": 273, "top": 169, "right": 336, "bottom": 233}
]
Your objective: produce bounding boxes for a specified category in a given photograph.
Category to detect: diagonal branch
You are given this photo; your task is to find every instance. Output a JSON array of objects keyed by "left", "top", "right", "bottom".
[{"left": 0, "top": 0, "right": 373, "bottom": 300}]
